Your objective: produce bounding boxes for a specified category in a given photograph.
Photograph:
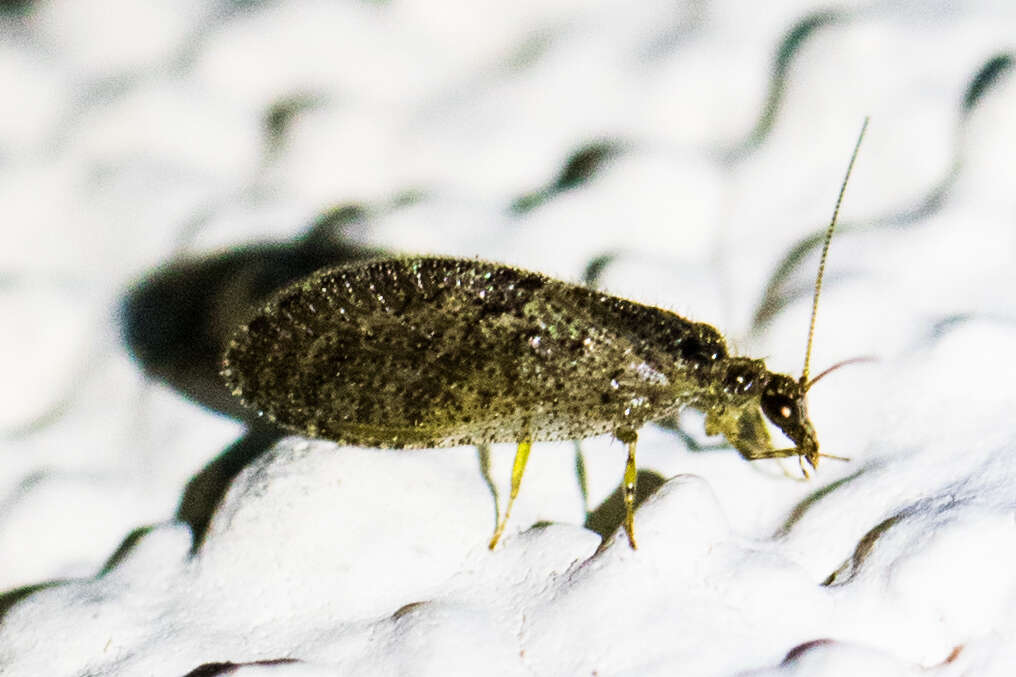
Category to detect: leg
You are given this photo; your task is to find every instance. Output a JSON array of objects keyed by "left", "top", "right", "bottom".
[
  {"left": 737, "top": 444, "right": 810, "bottom": 479},
  {"left": 488, "top": 439, "right": 532, "bottom": 549},
  {"left": 475, "top": 444, "right": 500, "bottom": 526},
  {"left": 623, "top": 439, "right": 638, "bottom": 549},
  {"left": 741, "top": 445, "right": 849, "bottom": 480},
  {"left": 573, "top": 440, "right": 590, "bottom": 518},
  {"left": 614, "top": 427, "right": 638, "bottom": 549}
]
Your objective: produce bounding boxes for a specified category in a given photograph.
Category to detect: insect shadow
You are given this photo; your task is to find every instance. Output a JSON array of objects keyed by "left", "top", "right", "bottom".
[
  {"left": 120, "top": 205, "right": 389, "bottom": 549},
  {"left": 121, "top": 205, "right": 386, "bottom": 420}
]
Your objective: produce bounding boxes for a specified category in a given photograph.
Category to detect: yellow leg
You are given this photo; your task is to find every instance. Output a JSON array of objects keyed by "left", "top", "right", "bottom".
[
  {"left": 622, "top": 437, "right": 638, "bottom": 549},
  {"left": 488, "top": 439, "right": 532, "bottom": 549}
]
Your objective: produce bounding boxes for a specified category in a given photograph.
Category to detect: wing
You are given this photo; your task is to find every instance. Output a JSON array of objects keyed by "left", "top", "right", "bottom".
[{"left": 222, "top": 257, "right": 721, "bottom": 448}]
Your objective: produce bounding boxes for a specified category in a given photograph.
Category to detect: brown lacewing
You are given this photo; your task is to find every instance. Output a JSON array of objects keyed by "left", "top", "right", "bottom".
[{"left": 222, "top": 120, "right": 868, "bottom": 549}]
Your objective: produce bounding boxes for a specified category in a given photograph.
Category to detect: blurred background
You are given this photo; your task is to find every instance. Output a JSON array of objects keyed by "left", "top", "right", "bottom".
[{"left": 1, "top": 0, "right": 1014, "bottom": 621}]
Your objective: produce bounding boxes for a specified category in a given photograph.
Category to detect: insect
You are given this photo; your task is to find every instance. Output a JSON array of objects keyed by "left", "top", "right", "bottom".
[{"left": 221, "top": 120, "right": 868, "bottom": 550}]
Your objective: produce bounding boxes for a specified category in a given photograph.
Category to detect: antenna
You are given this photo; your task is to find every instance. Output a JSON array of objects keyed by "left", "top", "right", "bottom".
[
  {"left": 800, "top": 117, "right": 869, "bottom": 385},
  {"left": 804, "top": 355, "right": 878, "bottom": 392}
]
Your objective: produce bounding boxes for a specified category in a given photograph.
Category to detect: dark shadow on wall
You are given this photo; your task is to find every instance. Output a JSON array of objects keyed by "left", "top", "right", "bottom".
[
  {"left": 584, "top": 469, "right": 665, "bottom": 542},
  {"left": 120, "top": 206, "right": 391, "bottom": 551},
  {"left": 176, "top": 425, "right": 286, "bottom": 551},
  {"left": 120, "top": 205, "right": 387, "bottom": 421}
]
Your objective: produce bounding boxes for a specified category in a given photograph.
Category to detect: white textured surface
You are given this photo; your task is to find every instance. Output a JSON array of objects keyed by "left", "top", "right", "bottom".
[{"left": 2, "top": 1, "right": 1016, "bottom": 675}]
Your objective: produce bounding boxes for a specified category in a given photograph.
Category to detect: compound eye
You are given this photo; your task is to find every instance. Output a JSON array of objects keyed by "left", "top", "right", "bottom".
[{"left": 761, "top": 391, "right": 797, "bottom": 424}]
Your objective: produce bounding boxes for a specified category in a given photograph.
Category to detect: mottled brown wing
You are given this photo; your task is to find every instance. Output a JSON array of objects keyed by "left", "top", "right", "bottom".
[{"left": 222, "top": 257, "right": 706, "bottom": 448}]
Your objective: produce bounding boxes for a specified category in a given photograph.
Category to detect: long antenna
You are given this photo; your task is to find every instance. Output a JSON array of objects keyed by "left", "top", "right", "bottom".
[{"left": 801, "top": 117, "right": 869, "bottom": 384}]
